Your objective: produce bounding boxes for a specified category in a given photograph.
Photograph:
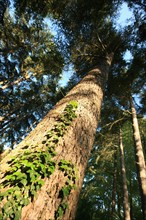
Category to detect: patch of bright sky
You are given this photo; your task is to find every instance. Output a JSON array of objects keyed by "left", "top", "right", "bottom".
[
  {"left": 44, "top": 18, "right": 58, "bottom": 36},
  {"left": 114, "top": 2, "right": 134, "bottom": 61},
  {"left": 9, "top": 0, "right": 15, "bottom": 17},
  {"left": 115, "top": 2, "right": 133, "bottom": 29},
  {"left": 59, "top": 65, "right": 75, "bottom": 87}
]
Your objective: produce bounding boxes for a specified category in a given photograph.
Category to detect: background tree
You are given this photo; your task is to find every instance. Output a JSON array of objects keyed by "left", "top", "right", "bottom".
[
  {"left": 119, "top": 128, "right": 131, "bottom": 220},
  {"left": 130, "top": 97, "right": 146, "bottom": 220},
  {"left": 0, "top": 4, "right": 64, "bottom": 148}
]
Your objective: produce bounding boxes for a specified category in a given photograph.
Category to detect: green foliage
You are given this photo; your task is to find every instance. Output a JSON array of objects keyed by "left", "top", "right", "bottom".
[
  {"left": 54, "top": 101, "right": 78, "bottom": 220},
  {"left": 0, "top": 5, "right": 64, "bottom": 148},
  {"left": 0, "top": 148, "right": 56, "bottom": 220},
  {"left": 55, "top": 202, "right": 68, "bottom": 219},
  {"left": 58, "top": 159, "right": 77, "bottom": 188},
  {"left": 0, "top": 101, "right": 78, "bottom": 220},
  {"left": 55, "top": 159, "right": 77, "bottom": 220}
]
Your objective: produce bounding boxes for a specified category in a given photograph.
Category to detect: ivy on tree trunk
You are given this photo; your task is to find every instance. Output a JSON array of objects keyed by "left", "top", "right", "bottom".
[{"left": 0, "top": 54, "right": 113, "bottom": 220}]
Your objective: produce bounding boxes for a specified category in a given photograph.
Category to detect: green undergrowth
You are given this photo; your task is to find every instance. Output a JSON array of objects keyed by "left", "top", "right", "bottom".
[{"left": 0, "top": 101, "right": 78, "bottom": 220}]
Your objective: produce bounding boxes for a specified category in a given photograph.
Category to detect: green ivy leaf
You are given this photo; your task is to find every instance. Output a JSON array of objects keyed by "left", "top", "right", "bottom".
[
  {"left": 62, "top": 202, "right": 68, "bottom": 210},
  {"left": 20, "top": 179, "right": 27, "bottom": 186},
  {"left": 6, "top": 174, "right": 16, "bottom": 181},
  {"left": 57, "top": 206, "right": 64, "bottom": 218},
  {"left": 22, "top": 198, "right": 30, "bottom": 206},
  {"left": 37, "top": 179, "right": 44, "bottom": 186},
  {"left": 62, "top": 186, "right": 71, "bottom": 197},
  {"left": 14, "top": 209, "right": 21, "bottom": 220}
]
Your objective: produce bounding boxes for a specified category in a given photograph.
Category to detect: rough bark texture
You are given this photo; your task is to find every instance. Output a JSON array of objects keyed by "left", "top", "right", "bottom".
[
  {"left": 130, "top": 98, "right": 146, "bottom": 220},
  {"left": 119, "top": 128, "right": 131, "bottom": 220},
  {"left": 0, "top": 55, "right": 113, "bottom": 220}
]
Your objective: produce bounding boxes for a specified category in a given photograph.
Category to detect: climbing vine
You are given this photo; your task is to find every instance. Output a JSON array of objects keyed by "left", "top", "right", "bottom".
[
  {"left": 55, "top": 159, "right": 77, "bottom": 219},
  {"left": 0, "top": 101, "right": 78, "bottom": 220}
]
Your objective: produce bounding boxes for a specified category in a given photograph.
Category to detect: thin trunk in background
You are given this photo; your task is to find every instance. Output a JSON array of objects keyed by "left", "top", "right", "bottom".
[
  {"left": 130, "top": 97, "right": 146, "bottom": 220},
  {"left": 117, "top": 193, "right": 122, "bottom": 218},
  {"left": 119, "top": 128, "right": 131, "bottom": 220},
  {"left": 111, "top": 150, "right": 117, "bottom": 220},
  {"left": 129, "top": 178, "right": 133, "bottom": 220}
]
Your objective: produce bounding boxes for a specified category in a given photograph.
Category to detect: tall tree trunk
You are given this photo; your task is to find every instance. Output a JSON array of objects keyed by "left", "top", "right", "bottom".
[
  {"left": 130, "top": 97, "right": 146, "bottom": 220},
  {"left": 129, "top": 178, "right": 133, "bottom": 220},
  {"left": 117, "top": 192, "right": 122, "bottom": 219},
  {"left": 0, "top": 54, "right": 113, "bottom": 220},
  {"left": 119, "top": 128, "right": 131, "bottom": 220},
  {"left": 111, "top": 151, "right": 117, "bottom": 220}
]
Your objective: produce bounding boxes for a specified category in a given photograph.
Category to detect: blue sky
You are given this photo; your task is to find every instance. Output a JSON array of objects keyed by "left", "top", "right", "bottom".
[
  {"left": 116, "top": 2, "right": 133, "bottom": 28},
  {"left": 115, "top": 3, "right": 133, "bottom": 61}
]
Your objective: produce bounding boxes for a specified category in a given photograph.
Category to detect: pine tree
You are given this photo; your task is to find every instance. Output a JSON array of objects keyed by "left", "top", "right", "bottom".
[
  {"left": 130, "top": 97, "right": 146, "bottom": 220},
  {"left": 119, "top": 128, "right": 131, "bottom": 220},
  {"left": 0, "top": 5, "right": 64, "bottom": 148}
]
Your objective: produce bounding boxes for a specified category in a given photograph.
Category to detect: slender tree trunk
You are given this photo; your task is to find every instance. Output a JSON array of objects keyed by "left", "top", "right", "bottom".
[
  {"left": 119, "top": 128, "right": 131, "bottom": 220},
  {"left": 117, "top": 192, "right": 122, "bottom": 219},
  {"left": 130, "top": 97, "right": 146, "bottom": 220},
  {"left": 111, "top": 151, "right": 117, "bottom": 220},
  {"left": 0, "top": 54, "right": 113, "bottom": 220},
  {"left": 129, "top": 178, "right": 133, "bottom": 220}
]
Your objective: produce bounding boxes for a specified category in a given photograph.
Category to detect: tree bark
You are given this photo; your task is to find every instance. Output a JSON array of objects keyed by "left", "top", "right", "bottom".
[
  {"left": 0, "top": 54, "right": 113, "bottom": 220},
  {"left": 129, "top": 178, "right": 133, "bottom": 220},
  {"left": 119, "top": 128, "right": 131, "bottom": 220},
  {"left": 111, "top": 151, "right": 117, "bottom": 220},
  {"left": 130, "top": 97, "right": 146, "bottom": 220}
]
